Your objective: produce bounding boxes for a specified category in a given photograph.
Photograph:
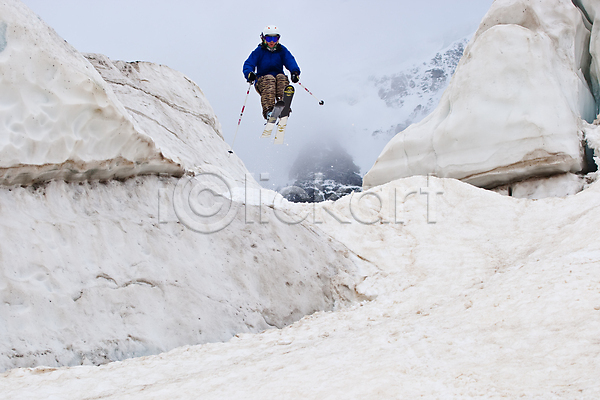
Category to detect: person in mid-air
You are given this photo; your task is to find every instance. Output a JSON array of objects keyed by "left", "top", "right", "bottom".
[{"left": 243, "top": 25, "right": 301, "bottom": 120}]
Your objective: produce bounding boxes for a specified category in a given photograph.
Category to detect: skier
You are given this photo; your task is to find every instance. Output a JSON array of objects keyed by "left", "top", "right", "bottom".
[{"left": 243, "top": 25, "right": 301, "bottom": 120}]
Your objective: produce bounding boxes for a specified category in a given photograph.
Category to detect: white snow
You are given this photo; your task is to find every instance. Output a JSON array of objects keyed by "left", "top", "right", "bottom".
[
  {"left": 2, "top": 176, "right": 600, "bottom": 398},
  {"left": 84, "top": 54, "right": 253, "bottom": 189},
  {"left": 364, "top": 0, "right": 597, "bottom": 190},
  {"left": 0, "top": 0, "right": 250, "bottom": 187},
  {"left": 0, "top": 175, "right": 364, "bottom": 372},
  {"left": 0, "top": 0, "right": 363, "bottom": 374},
  {"left": 1, "top": 0, "right": 600, "bottom": 398}
]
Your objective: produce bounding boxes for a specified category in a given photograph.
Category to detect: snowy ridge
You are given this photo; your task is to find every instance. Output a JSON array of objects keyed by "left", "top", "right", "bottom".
[{"left": 84, "top": 55, "right": 252, "bottom": 188}]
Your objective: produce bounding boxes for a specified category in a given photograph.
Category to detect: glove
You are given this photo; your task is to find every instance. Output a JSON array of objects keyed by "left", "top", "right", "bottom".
[
  {"left": 247, "top": 71, "right": 256, "bottom": 83},
  {"left": 291, "top": 72, "right": 299, "bottom": 83}
]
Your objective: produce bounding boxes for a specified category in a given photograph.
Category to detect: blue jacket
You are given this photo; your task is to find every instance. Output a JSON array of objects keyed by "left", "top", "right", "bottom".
[{"left": 243, "top": 43, "right": 300, "bottom": 80}]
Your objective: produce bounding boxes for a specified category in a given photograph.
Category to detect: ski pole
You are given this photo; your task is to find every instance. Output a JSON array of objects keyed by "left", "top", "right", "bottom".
[
  {"left": 297, "top": 81, "right": 324, "bottom": 105},
  {"left": 228, "top": 82, "right": 253, "bottom": 154}
]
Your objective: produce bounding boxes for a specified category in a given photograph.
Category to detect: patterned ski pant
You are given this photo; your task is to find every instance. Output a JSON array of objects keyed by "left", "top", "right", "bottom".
[{"left": 255, "top": 73, "right": 289, "bottom": 119}]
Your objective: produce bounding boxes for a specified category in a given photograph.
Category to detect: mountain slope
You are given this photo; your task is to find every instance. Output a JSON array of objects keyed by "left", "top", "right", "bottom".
[{"left": 372, "top": 37, "right": 468, "bottom": 136}]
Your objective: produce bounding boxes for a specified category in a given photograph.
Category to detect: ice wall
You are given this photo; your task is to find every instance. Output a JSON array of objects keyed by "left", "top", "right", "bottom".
[
  {"left": 0, "top": 0, "right": 223, "bottom": 186},
  {"left": 577, "top": 0, "right": 600, "bottom": 114},
  {"left": 84, "top": 55, "right": 252, "bottom": 188},
  {"left": 364, "top": 0, "right": 597, "bottom": 190}
]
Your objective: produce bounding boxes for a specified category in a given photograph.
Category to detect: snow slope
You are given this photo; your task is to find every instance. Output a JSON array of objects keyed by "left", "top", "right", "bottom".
[
  {"left": 364, "top": 0, "right": 597, "bottom": 190},
  {"left": 3, "top": 176, "right": 600, "bottom": 398},
  {"left": 0, "top": 175, "right": 366, "bottom": 373}
]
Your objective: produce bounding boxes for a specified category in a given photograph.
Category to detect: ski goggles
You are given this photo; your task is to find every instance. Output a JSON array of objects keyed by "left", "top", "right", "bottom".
[{"left": 264, "top": 35, "right": 279, "bottom": 43}]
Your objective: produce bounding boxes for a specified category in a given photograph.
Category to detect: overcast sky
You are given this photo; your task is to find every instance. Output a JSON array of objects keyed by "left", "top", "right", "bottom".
[{"left": 20, "top": 0, "right": 494, "bottom": 187}]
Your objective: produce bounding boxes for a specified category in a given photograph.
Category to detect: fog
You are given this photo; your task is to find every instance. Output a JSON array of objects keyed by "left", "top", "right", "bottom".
[{"left": 20, "top": 0, "right": 494, "bottom": 188}]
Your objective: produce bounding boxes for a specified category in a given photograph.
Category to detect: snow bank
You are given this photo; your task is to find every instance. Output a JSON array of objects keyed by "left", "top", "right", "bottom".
[
  {"left": 84, "top": 54, "right": 252, "bottom": 188},
  {"left": 0, "top": 177, "right": 364, "bottom": 371},
  {"left": 4, "top": 176, "right": 600, "bottom": 398},
  {"left": 0, "top": 0, "right": 246, "bottom": 187},
  {"left": 0, "top": 0, "right": 367, "bottom": 372},
  {"left": 0, "top": 0, "right": 182, "bottom": 185},
  {"left": 364, "top": 0, "right": 596, "bottom": 190}
]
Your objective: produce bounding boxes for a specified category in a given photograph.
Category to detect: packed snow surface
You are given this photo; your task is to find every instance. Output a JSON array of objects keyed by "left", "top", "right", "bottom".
[
  {"left": 2, "top": 176, "right": 600, "bottom": 398},
  {"left": 0, "top": 176, "right": 364, "bottom": 372},
  {"left": 364, "top": 0, "right": 597, "bottom": 190}
]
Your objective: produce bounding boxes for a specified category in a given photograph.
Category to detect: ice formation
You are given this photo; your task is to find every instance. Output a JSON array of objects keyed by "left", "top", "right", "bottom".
[
  {"left": 0, "top": 0, "right": 247, "bottom": 187},
  {"left": 579, "top": 0, "right": 600, "bottom": 108},
  {"left": 364, "top": 0, "right": 599, "bottom": 190}
]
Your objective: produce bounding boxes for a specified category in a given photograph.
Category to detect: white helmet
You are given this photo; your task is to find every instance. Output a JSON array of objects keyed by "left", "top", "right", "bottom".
[{"left": 262, "top": 25, "right": 280, "bottom": 37}]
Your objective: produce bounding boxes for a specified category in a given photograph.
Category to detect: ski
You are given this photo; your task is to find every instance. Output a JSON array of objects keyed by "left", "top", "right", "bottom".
[
  {"left": 273, "top": 85, "right": 294, "bottom": 145},
  {"left": 261, "top": 101, "right": 284, "bottom": 138},
  {"left": 274, "top": 116, "right": 288, "bottom": 144}
]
